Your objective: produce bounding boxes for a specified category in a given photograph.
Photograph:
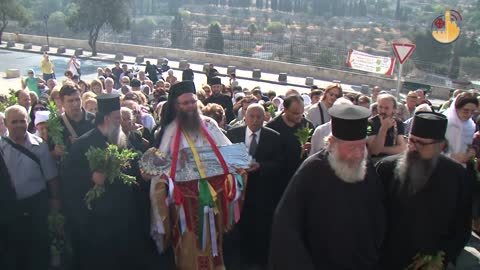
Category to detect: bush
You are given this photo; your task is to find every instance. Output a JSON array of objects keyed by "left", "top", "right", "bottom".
[
  {"left": 179, "top": 10, "right": 191, "bottom": 19},
  {"left": 461, "top": 57, "right": 480, "bottom": 76},
  {"left": 132, "top": 18, "right": 158, "bottom": 37},
  {"left": 266, "top": 21, "right": 286, "bottom": 35},
  {"left": 205, "top": 22, "right": 224, "bottom": 53}
]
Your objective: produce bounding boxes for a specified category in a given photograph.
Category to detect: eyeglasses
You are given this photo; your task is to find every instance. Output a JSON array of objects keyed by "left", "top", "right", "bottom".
[{"left": 408, "top": 137, "right": 442, "bottom": 147}]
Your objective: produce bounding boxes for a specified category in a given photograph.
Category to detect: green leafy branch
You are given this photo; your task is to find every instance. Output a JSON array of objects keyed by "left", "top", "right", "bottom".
[
  {"left": 47, "top": 102, "right": 64, "bottom": 146},
  {"left": 267, "top": 104, "right": 277, "bottom": 118},
  {"left": 48, "top": 210, "right": 65, "bottom": 257},
  {"left": 0, "top": 89, "right": 18, "bottom": 113},
  {"left": 84, "top": 144, "right": 138, "bottom": 210},
  {"left": 405, "top": 251, "right": 445, "bottom": 270},
  {"left": 294, "top": 126, "right": 312, "bottom": 146}
]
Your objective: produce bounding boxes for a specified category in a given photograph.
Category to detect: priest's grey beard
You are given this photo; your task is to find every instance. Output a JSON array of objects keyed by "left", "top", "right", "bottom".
[
  {"left": 327, "top": 145, "right": 368, "bottom": 183},
  {"left": 107, "top": 122, "right": 127, "bottom": 149},
  {"left": 177, "top": 108, "right": 202, "bottom": 133},
  {"left": 395, "top": 150, "right": 438, "bottom": 194}
]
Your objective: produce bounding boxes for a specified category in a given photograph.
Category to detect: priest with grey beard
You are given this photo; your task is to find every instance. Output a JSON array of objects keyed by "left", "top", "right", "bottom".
[
  {"left": 62, "top": 94, "right": 147, "bottom": 270},
  {"left": 269, "top": 105, "right": 386, "bottom": 270},
  {"left": 376, "top": 111, "right": 472, "bottom": 270}
]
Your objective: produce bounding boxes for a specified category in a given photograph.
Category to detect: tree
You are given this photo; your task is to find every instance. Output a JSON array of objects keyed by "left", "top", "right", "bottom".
[
  {"left": 48, "top": 11, "right": 68, "bottom": 37},
  {"left": 35, "top": 0, "right": 63, "bottom": 21},
  {"left": 67, "top": 0, "right": 129, "bottom": 56},
  {"left": 132, "top": 18, "right": 157, "bottom": 38},
  {"left": 395, "top": 0, "right": 401, "bottom": 20},
  {"left": 205, "top": 22, "right": 224, "bottom": 53},
  {"left": 171, "top": 12, "right": 192, "bottom": 49},
  {"left": 0, "top": 0, "right": 30, "bottom": 44},
  {"left": 266, "top": 21, "right": 286, "bottom": 35},
  {"left": 248, "top": 23, "right": 258, "bottom": 37},
  {"left": 359, "top": 0, "right": 367, "bottom": 16},
  {"left": 271, "top": 0, "right": 278, "bottom": 10},
  {"left": 256, "top": 0, "right": 263, "bottom": 9}
]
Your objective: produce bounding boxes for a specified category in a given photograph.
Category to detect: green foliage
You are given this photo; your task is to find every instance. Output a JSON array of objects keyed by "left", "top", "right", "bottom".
[
  {"left": 405, "top": 251, "right": 445, "bottom": 270},
  {"left": 48, "top": 11, "right": 68, "bottom": 36},
  {"left": 294, "top": 126, "right": 312, "bottom": 146},
  {"left": 0, "top": 0, "right": 31, "bottom": 42},
  {"left": 48, "top": 210, "right": 65, "bottom": 256},
  {"left": 412, "top": 30, "right": 453, "bottom": 66},
  {"left": 47, "top": 102, "right": 64, "bottom": 146},
  {"left": 266, "top": 21, "right": 286, "bottom": 35},
  {"left": 84, "top": 144, "right": 138, "bottom": 209},
  {"left": 179, "top": 9, "right": 191, "bottom": 19},
  {"left": 35, "top": 0, "right": 63, "bottom": 21},
  {"left": 314, "top": 50, "right": 336, "bottom": 67},
  {"left": 240, "top": 48, "right": 252, "bottom": 57},
  {"left": 267, "top": 104, "right": 277, "bottom": 118},
  {"left": 66, "top": 0, "right": 129, "bottom": 55},
  {"left": 205, "top": 22, "right": 224, "bottom": 53},
  {"left": 171, "top": 12, "right": 193, "bottom": 49},
  {"left": 461, "top": 57, "right": 480, "bottom": 77},
  {"left": 248, "top": 23, "right": 258, "bottom": 37},
  {"left": 132, "top": 17, "right": 157, "bottom": 37},
  {"left": 0, "top": 89, "right": 17, "bottom": 113}
]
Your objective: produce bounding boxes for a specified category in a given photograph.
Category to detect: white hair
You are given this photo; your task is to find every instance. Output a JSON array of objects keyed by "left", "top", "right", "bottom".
[
  {"left": 245, "top": 103, "right": 265, "bottom": 114},
  {"left": 333, "top": 97, "right": 353, "bottom": 106},
  {"left": 414, "top": 104, "right": 432, "bottom": 113},
  {"left": 105, "top": 77, "right": 114, "bottom": 84},
  {"left": 5, "top": 105, "right": 28, "bottom": 120},
  {"left": 168, "top": 69, "right": 174, "bottom": 75}
]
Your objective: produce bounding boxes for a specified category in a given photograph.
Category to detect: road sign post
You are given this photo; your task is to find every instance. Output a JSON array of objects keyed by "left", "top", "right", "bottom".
[{"left": 392, "top": 43, "right": 416, "bottom": 98}]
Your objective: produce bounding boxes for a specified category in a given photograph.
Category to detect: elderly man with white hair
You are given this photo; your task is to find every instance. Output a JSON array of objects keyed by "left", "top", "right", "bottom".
[
  {"left": 269, "top": 105, "right": 386, "bottom": 269},
  {"left": 0, "top": 105, "right": 59, "bottom": 270},
  {"left": 104, "top": 77, "right": 120, "bottom": 94}
]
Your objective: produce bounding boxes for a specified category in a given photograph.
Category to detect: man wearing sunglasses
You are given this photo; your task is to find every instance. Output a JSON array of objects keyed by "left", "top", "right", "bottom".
[{"left": 376, "top": 111, "right": 471, "bottom": 270}]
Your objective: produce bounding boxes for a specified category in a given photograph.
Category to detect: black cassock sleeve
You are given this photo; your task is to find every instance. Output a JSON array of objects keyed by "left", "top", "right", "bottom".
[
  {"left": 446, "top": 167, "right": 473, "bottom": 263},
  {"left": 268, "top": 161, "right": 315, "bottom": 270}
]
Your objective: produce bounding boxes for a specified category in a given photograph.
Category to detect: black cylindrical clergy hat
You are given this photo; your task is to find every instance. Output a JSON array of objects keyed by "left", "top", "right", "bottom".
[
  {"left": 410, "top": 111, "right": 448, "bottom": 140},
  {"left": 168, "top": 81, "right": 196, "bottom": 102},
  {"left": 208, "top": 77, "right": 221, "bottom": 86},
  {"left": 96, "top": 94, "right": 121, "bottom": 114},
  {"left": 329, "top": 104, "right": 371, "bottom": 141}
]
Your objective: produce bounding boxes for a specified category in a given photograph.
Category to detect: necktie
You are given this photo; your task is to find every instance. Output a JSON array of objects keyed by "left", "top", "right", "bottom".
[{"left": 249, "top": 133, "right": 258, "bottom": 156}]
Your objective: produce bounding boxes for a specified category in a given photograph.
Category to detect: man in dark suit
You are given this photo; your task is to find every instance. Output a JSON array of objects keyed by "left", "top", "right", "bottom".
[{"left": 226, "top": 103, "right": 283, "bottom": 269}]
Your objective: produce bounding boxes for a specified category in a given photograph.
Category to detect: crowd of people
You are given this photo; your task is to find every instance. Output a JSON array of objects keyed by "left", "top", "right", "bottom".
[{"left": 1, "top": 53, "right": 480, "bottom": 270}]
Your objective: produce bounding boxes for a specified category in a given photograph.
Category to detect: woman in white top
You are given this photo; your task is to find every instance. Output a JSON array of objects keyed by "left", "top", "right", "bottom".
[{"left": 444, "top": 92, "right": 479, "bottom": 165}]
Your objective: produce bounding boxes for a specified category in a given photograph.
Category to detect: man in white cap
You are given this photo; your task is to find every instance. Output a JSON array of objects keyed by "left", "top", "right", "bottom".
[{"left": 34, "top": 110, "right": 50, "bottom": 142}]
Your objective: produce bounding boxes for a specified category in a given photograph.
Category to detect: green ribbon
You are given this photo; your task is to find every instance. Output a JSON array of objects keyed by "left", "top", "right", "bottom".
[{"left": 198, "top": 178, "right": 214, "bottom": 249}]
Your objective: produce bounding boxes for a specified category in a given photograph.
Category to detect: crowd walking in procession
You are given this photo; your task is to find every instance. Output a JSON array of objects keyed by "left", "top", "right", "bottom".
[{"left": 1, "top": 53, "right": 480, "bottom": 270}]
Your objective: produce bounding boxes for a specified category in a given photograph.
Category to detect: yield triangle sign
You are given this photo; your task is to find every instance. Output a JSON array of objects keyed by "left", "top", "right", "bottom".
[{"left": 392, "top": 43, "right": 416, "bottom": 64}]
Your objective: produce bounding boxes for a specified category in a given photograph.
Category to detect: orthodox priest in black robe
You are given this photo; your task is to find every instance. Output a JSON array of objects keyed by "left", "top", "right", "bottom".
[
  {"left": 62, "top": 94, "right": 146, "bottom": 270},
  {"left": 376, "top": 112, "right": 472, "bottom": 270},
  {"left": 269, "top": 105, "right": 386, "bottom": 270}
]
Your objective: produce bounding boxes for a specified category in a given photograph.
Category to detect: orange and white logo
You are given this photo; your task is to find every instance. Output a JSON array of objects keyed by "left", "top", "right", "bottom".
[{"left": 431, "top": 10, "right": 462, "bottom": 44}]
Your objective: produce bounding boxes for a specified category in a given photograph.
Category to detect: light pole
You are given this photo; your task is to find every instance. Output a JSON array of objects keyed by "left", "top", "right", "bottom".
[{"left": 43, "top": 14, "right": 50, "bottom": 48}]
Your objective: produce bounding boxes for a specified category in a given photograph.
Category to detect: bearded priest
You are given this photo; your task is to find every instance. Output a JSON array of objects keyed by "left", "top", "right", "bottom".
[
  {"left": 148, "top": 81, "right": 246, "bottom": 270},
  {"left": 269, "top": 104, "right": 386, "bottom": 269}
]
